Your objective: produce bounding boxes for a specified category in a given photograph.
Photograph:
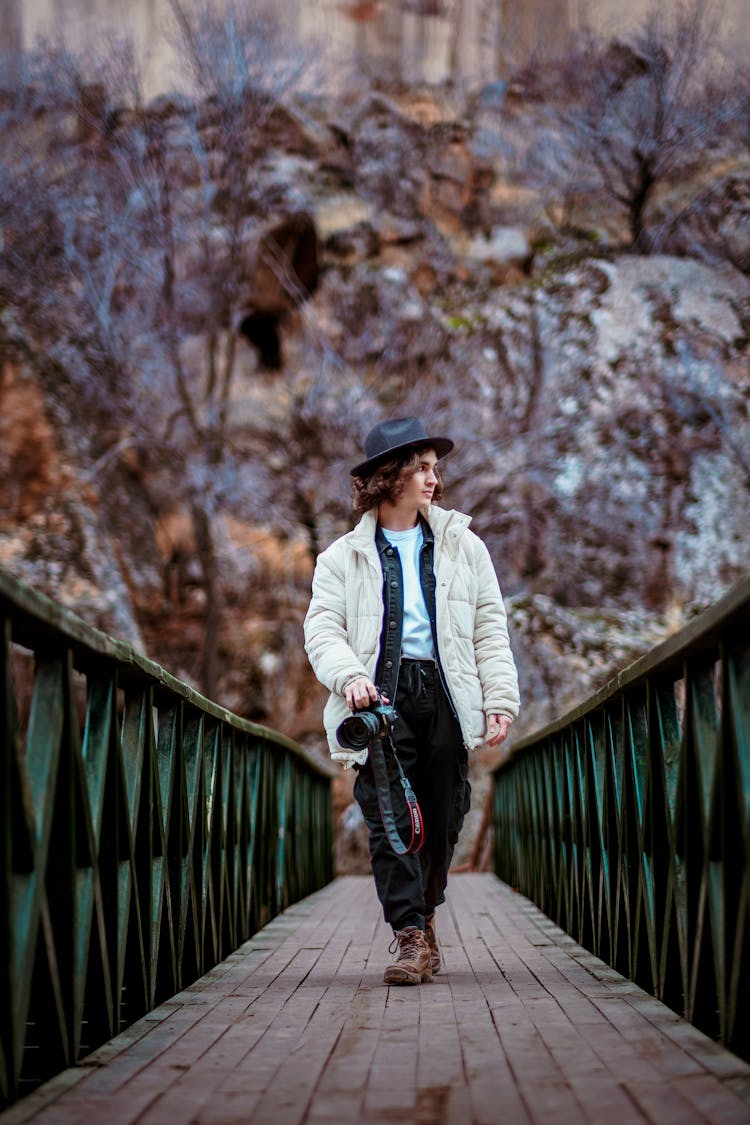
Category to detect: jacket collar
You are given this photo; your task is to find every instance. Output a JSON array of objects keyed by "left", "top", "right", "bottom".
[
  {"left": 373, "top": 511, "right": 435, "bottom": 556},
  {"left": 347, "top": 505, "right": 471, "bottom": 553},
  {"left": 422, "top": 504, "right": 471, "bottom": 543},
  {"left": 347, "top": 509, "right": 379, "bottom": 551}
]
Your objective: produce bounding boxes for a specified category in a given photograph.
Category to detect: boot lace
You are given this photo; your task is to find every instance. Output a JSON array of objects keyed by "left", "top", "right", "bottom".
[{"left": 389, "top": 927, "right": 423, "bottom": 957}]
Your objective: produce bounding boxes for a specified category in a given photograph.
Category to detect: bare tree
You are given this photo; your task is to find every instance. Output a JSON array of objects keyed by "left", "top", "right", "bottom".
[
  {"left": 523, "top": 2, "right": 738, "bottom": 249},
  {"left": 0, "top": 3, "right": 313, "bottom": 698},
  {"left": 651, "top": 57, "right": 750, "bottom": 270}
]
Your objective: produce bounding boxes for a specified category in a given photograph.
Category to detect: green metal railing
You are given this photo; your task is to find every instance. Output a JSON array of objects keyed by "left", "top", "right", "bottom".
[
  {"left": 492, "top": 575, "right": 750, "bottom": 1061},
  {"left": 0, "top": 568, "right": 334, "bottom": 1108}
]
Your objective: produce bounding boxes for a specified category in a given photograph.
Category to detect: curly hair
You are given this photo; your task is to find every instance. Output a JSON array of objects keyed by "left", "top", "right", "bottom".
[{"left": 352, "top": 448, "right": 443, "bottom": 516}]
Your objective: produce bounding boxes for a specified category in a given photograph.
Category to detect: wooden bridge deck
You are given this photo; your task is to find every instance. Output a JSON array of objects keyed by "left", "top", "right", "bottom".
[{"left": 3, "top": 874, "right": 750, "bottom": 1125}]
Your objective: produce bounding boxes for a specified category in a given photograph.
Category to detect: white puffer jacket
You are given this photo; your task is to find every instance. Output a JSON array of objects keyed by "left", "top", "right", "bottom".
[{"left": 303, "top": 506, "right": 520, "bottom": 766}]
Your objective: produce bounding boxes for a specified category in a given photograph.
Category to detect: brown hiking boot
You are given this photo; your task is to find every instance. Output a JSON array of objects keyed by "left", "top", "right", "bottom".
[
  {"left": 383, "top": 926, "right": 432, "bottom": 985},
  {"left": 424, "top": 913, "right": 441, "bottom": 974}
]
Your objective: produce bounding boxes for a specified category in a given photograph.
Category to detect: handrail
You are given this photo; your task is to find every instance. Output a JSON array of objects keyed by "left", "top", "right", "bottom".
[
  {"left": 0, "top": 567, "right": 335, "bottom": 1108},
  {"left": 492, "top": 573, "right": 750, "bottom": 1061}
]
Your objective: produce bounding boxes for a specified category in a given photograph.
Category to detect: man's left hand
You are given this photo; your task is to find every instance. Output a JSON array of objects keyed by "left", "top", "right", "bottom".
[{"left": 487, "top": 714, "right": 512, "bottom": 747}]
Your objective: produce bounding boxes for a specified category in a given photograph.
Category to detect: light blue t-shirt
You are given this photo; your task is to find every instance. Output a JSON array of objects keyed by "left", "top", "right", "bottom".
[{"left": 381, "top": 524, "right": 435, "bottom": 659}]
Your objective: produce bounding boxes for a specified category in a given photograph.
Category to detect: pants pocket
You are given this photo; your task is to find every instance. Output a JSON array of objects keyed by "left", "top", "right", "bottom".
[
  {"left": 448, "top": 757, "right": 471, "bottom": 845},
  {"left": 353, "top": 767, "right": 381, "bottom": 824}
]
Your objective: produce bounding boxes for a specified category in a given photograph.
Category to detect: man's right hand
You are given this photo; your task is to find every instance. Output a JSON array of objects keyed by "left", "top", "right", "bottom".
[{"left": 344, "top": 676, "right": 381, "bottom": 711}]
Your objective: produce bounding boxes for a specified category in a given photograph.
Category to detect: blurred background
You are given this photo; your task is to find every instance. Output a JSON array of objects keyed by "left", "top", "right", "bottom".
[
  {"left": 6, "top": 0, "right": 750, "bottom": 93},
  {"left": 1, "top": 0, "right": 749, "bottom": 870}
]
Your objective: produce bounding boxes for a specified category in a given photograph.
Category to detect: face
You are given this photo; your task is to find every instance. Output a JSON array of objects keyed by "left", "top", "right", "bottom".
[{"left": 398, "top": 448, "right": 439, "bottom": 510}]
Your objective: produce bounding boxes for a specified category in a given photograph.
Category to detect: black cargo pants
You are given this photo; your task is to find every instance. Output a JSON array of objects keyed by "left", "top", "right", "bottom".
[{"left": 353, "top": 658, "right": 471, "bottom": 932}]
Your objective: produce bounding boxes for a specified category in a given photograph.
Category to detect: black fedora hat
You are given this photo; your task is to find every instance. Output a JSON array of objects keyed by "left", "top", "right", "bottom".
[{"left": 350, "top": 416, "right": 454, "bottom": 478}]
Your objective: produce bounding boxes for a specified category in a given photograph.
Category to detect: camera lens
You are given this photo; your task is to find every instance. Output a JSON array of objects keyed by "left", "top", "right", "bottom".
[{"left": 336, "top": 710, "right": 381, "bottom": 750}]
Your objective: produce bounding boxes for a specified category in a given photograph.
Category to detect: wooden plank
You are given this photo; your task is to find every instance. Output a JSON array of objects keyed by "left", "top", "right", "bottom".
[
  {"left": 483, "top": 876, "right": 750, "bottom": 1123},
  {"left": 446, "top": 880, "right": 586, "bottom": 1124},
  {"left": 4, "top": 874, "right": 750, "bottom": 1125},
  {"left": 184, "top": 878, "right": 377, "bottom": 1125}
]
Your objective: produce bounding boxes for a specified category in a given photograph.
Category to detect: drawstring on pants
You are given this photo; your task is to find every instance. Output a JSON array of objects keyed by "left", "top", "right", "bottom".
[{"left": 401, "top": 658, "right": 434, "bottom": 702}]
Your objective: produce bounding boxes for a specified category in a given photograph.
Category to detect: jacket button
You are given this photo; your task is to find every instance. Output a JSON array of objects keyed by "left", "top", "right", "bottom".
[
  {"left": 386, "top": 660, "right": 393, "bottom": 669},
  {"left": 390, "top": 580, "right": 398, "bottom": 588},
  {"left": 386, "top": 548, "right": 394, "bottom": 556},
  {"left": 389, "top": 620, "right": 396, "bottom": 629}
]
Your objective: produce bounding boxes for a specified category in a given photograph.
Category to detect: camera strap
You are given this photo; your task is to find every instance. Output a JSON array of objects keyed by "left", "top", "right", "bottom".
[{"left": 368, "top": 736, "right": 424, "bottom": 855}]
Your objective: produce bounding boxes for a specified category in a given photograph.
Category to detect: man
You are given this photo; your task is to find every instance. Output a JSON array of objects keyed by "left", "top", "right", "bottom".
[{"left": 304, "top": 417, "right": 520, "bottom": 984}]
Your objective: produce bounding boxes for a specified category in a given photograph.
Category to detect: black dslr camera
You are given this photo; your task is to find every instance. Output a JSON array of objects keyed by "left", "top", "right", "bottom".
[{"left": 336, "top": 690, "right": 397, "bottom": 751}]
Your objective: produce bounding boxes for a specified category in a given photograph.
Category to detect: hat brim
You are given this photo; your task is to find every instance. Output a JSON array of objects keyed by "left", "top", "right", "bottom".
[{"left": 350, "top": 435, "right": 454, "bottom": 478}]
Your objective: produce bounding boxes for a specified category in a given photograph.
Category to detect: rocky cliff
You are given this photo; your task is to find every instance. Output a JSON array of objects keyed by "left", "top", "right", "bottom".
[{"left": 2, "top": 46, "right": 749, "bottom": 868}]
